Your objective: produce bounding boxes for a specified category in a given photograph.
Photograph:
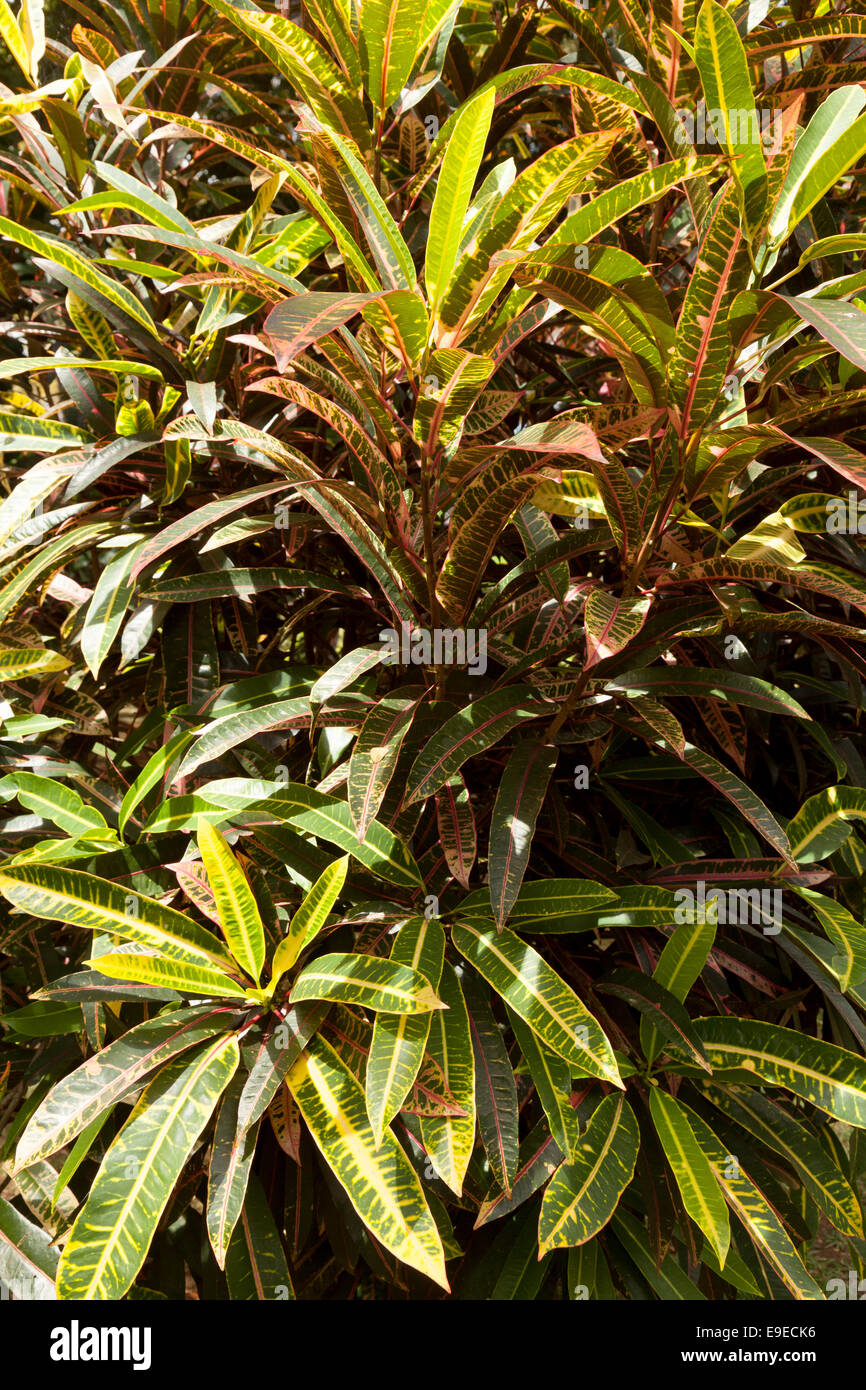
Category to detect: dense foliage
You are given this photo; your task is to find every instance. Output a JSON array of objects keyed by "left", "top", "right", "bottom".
[{"left": 1, "top": 0, "right": 866, "bottom": 1302}]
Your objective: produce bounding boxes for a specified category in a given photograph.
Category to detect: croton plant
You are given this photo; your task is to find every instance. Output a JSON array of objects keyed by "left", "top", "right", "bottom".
[{"left": 1, "top": 0, "right": 866, "bottom": 1302}]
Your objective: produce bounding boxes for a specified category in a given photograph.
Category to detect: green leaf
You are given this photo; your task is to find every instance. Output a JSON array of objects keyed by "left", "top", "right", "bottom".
[
  {"left": 768, "top": 88, "right": 866, "bottom": 247},
  {"left": 702, "top": 1084, "right": 863, "bottom": 1238},
  {"left": 196, "top": 820, "right": 266, "bottom": 985},
  {"left": 14, "top": 1155, "right": 77, "bottom": 1233},
  {"left": 0, "top": 356, "right": 161, "bottom": 382},
  {"left": 0, "top": 864, "right": 237, "bottom": 972},
  {"left": 789, "top": 235, "right": 866, "bottom": 275},
  {"left": 419, "top": 963, "right": 476, "bottom": 1196},
  {"left": 606, "top": 666, "right": 810, "bottom": 719},
  {"left": 640, "top": 914, "right": 717, "bottom": 1065},
  {"left": 474, "top": 1120, "right": 560, "bottom": 1225},
  {"left": 0, "top": 1196, "right": 58, "bottom": 1300},
  {"left": 130, "top": 481, "right": 294, "bottom": 581},
  {"left": 225, "top": 1173, "right": 294, "bottom": 1300},
  {"left": 287, "top": 1032, "right": 448, "bottom": 1288},
  {"left": 425, "top": 87, "right": 495, "bottom": 311},
  {"left": 746, "top": 15, "right": 866, "bottom": 59},
  {"left": 143, "top": 569, "right": 353, "bottom": 604},
  {"left": 567, "top": 1238, "right": 616, "bottom": 1301},
  {"left": 668, "top": 182, "right": 750, "bottom": 435},
  {"left": 308, "top": 644, "right": 384, "bottom": 713},
  {"left": 176, "top": 699, "right": 310, "bottom": 780},
  {"left": 292, "top": 952, "right": 445, "bottom": 1014},
  {"left": 348, "top": 694, "right": 419, "bottom": 840},
  {"left": 545, "top": 157, "right": 718, "bottom": 253},
  {"left": 0, "top": 413, "right": 91, "bottom": 452},
  {"left": 360, "top": 0, "right": 458, "bottom": 113},
  {"left": 697, "top": 1237, "right": 762, "bottom": 1299},
  {"left": 462, "top": 965, "right": 519, "bottom": 1195},
  {"left": 778, "top": 294, "right": 866, "bottom": 373},
  {"left": 695, "top": 0, "right": 768, "bottom": 236},
  {"left": 693, "top": 1017, "right": 866, "bottom": 1127},
  {"left": 32, "top": 969, "right": 180, "bottom": 1005},
  {"left": 513, "top": 257, "right": 666, "bottom": 406},
  {"left": 202, "top": 0, "right": 369, "bottom": 151},
  {"left": 413, "top": 348, "right": 494, "bottom": 451},
  {"left": 141, "top": 796, "right": 230, "bottom": 836},
  {"left": 488, "top": 741, "right": 557, "bottom": 928},
  {"left": 679, "top": 743, "right": 793, "bottom": 865},
  {"left": 316, "top": 127, "right": 416, "bottom": 292},
  {"left": 405, "top": 687, "right": 550, "bottom": 805},
  {"left": 485, "top": 1201, "right": 554, "bottom": 1299},
  {"left": 456, "top": 878, "right": 617, "bottom": 921},
  {"left": 62, "top": 189, "right": 196, "bottom": 237},
  {"left": 268, "top": 855, "right": 349, "bottom": 988},
  {"left": 304, "top": 0, "right": 362, "bottom": 90},
  {"left": 207, "top": 1072, "right": 261, "bottom": 1270},
  {"left": 119, "top": 729, "right": 194, "bottom": 840},
  {"left": 788, "top": 785, "right": 866, "bottom": 863},
  {"left": 145, "top": 113, "right": 377, "bottom": 289},
  {"left": 366, "top": 916, "right": 445, "bottom": 1146},
  {"left": 435, "top": 461, "right": 544, "bottom": 619},
  {"left": 611, "top": 1206, "right": 706, "bottom": 1301},
  {"left": 4, "top": 773, "right": 109, "bottom": 838},
  {"left": 361, "top": 291, "right": 429, "bottom": 371},
  {"left": 437, "top": 134, "right": 615, "bottom": 340},
  {"left": 660, "top": 555, "right": 866, "bottom": 621},
  {"left": 0, "top": 647, "right": 69, "bottom": 679},
  {"left": 599, "top": 968, "right": 711, "bottom": 1073},
  {"left": 725, "top": 512, "right": 805, "bottom": 564},
  {"left": 0, "top": 0, "right": 30, "bottom": 81},
  {"left": 676, "top": 1101, "right": 824, "bottom": 1300},
  {"left": 649, "top": 1086, "right": 730, "bottom": 1265},
  {"left": 538, "top": 1094, "right": 639, "bottom": 1253},
  {"left": 0, "top": 216, "right": 161, "bottom": 341},
  {"left": 12, "top": 1007, "right": 236, "bottom": 1170},
  {"left": 795, "top": 886, "right": 866, "bottom": 992},
  {"left": 0, "top": 520, "right": 113, "bottom": 625},
  {"left": 50, "top": 1112, "right": 110, "bottom": 1212},
  {"left": 452, "top": 918, "right": 622, "bottom": 1084},
  {"left": 584, "top": 591, "right": 651, "bottom": 667},
  {"left": 57, "top": 1034, "right": 239, "bottom": 1300},
  {"left": 252, "top": 783, "right": 423, "bottom": 888},
  {"left": 3, "top": 1001, "right": 85, "bottom": 1036},
  {"left": 506, "top": 1004, "right": 579, "bottom": 1160},
  {"left": 81, "top": 538, "right": 148, "bottom": 679},
  {"left": 237, "top": 1005, "right": 330, "bottom": 1133},
  {"left": 90, "top": 952, "right": 252, "bottom": 1001}
]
